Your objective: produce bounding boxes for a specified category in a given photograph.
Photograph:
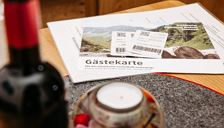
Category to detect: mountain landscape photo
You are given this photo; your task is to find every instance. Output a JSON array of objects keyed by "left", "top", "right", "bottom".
[
  {"left": 80, "top": 23, "right": 219, "bottom": 59},
  {"left": 80, "top": 25, "right": 147, "bottom": 53}
]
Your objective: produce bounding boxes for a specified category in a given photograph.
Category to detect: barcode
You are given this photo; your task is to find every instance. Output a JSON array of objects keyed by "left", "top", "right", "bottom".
[
  {"left": 116, "top": 48, "right": 126, "bottom": 53},
  {"left": 140, "top": 31, "right": 150, "bottom": 36},
  {"left": 117, "top": 32, "right": 126, "bottom": 37},
  {"left": 133, "top": 45, "right": 162, "bottom": 54},
  {"left": 131, "top": 33, "right": 135, "bottom": 38}
]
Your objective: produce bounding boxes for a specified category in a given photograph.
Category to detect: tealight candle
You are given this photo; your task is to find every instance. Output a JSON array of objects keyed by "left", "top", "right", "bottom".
[{"left": 96, "top": 82, "right": 143, "bottom": 110}]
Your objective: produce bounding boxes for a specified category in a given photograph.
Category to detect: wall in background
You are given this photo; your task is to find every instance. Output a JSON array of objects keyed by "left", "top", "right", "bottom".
[
  {"left": 40, "top": 0, "right": 224, "bottom": 27},
  {"left": 40, "top": 0, "right": 85, "bottom": 27},
  {"left": 98, "top": 0, "right": 158, "bottom": 14},
  {"left": 95, "top": 0, "right": 224, "bottom": 22}
]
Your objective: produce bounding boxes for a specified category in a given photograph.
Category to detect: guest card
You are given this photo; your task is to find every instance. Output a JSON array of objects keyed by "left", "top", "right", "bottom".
[
  {"left": 128, "top": 30, "right": 168, "bottom": 58},
  {"left": 111, "top": 31, "right": 130, "bottom": 56}
]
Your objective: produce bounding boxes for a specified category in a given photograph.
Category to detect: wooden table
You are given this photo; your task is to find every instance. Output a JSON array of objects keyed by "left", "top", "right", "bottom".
[{"left": 1, "top": 0, "right": 224, "bottom": 95}]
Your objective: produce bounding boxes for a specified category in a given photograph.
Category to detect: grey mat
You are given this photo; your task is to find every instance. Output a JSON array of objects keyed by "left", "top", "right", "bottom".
[{"left": 64, "top": 73, "right": 224, "bottom": 128}]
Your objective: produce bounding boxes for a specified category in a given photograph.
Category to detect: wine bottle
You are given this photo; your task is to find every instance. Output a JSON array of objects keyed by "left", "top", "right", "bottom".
[{"left": 0, "top": 0, "right": 68, "bottom": 128}]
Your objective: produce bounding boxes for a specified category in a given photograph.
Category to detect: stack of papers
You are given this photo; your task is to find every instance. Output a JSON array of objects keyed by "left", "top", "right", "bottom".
[{"left": 48, "top": 3, "right": 224, "bottom": 83}]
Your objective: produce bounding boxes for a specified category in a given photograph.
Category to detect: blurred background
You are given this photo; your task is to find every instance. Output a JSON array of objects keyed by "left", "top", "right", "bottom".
[
  {"left": 0, "top": 0, "right": 3, "bottom": 21},
  {"left": 0, "top": 0, "right": 223, "bottom": 28},
  {"left": 40, "top": 0, "right": 224, "bottom": 27}
]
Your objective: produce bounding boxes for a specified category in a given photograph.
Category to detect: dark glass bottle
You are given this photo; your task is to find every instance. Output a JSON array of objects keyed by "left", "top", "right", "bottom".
[{"left": 0, "top": 0, "right": 68, "bottom": 128}]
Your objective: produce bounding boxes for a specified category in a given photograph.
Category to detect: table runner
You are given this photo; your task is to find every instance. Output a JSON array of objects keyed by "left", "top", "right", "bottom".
[{"left": 65, "top": 73, "right": 224, "bottom": 128}]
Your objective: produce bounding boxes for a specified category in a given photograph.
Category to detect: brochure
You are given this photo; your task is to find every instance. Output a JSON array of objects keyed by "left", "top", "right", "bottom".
[{"left": 48, "top": 3, "right": 224, "bottom": 83}]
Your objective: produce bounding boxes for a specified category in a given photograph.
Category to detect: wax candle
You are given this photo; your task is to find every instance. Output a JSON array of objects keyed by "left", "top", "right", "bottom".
[{"left": 96, "top": 82, "right": 143, "bottom": 110}]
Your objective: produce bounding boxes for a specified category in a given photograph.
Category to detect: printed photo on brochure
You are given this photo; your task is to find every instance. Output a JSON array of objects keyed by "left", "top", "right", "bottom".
[{"left": 80, "top": 22, "right": 219, "bottom": 59}]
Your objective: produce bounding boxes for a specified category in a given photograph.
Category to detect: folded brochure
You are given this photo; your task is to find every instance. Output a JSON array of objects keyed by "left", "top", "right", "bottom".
[{"left": 48, "top": 3, "right": 224, "bottom": 83}]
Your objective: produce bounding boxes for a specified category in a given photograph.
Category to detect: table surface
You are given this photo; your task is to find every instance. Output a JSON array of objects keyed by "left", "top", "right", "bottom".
[{"left": 1, "top": 0, "right": 224, "bottom": 95}]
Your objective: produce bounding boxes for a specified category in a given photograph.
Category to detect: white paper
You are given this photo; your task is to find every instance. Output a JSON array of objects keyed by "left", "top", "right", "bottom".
[
  {"left": 48, "top": 3, "right": 224, "bottom": 83},
  {"left": 128, "top": 30, "right": 168, "bottom": 58},
  {"left": 111, "top": 31, "right": 130, "bottom": 56}
]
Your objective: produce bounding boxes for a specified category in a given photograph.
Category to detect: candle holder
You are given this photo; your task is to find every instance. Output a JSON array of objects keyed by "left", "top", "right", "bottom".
[{"left": 72, "top": 82, "right": 165, "bottom": 128}]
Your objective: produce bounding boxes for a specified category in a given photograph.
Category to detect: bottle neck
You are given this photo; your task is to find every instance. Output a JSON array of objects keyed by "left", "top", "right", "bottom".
[
  {"left": 9, "top": 45, "right": 41, "bottom": 67},
  {"left": 4, "top": 0, "right": 41, "bottom": 67}
]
